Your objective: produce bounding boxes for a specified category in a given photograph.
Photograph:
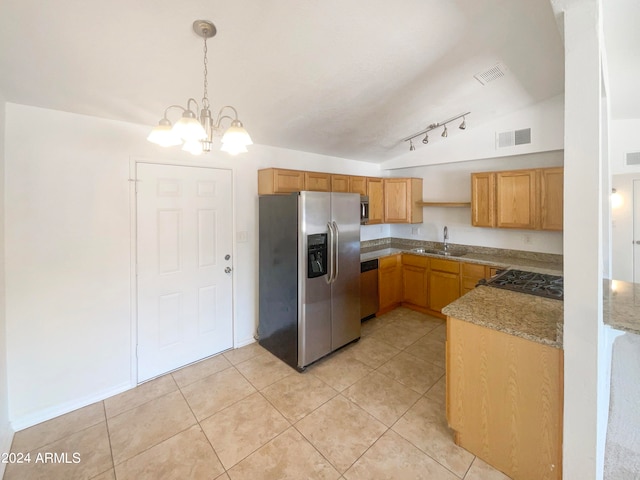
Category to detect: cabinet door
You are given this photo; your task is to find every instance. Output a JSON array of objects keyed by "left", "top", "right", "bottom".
[
  {"left": 349, "top": 176, "right": 368, "bottom": 195},
  {"left": 258, "top": 168, "right": 305, "bottom": 194},
  {"left": 496, "top": 170, "right": 538, "bottom": 229},
  {"left": 331, "top": 174, "right": 350, "bottom": 193},
  {"left": 402, "top": 255, "right": 429, "bottom": 307},
  {"left": 305, "top": 172, "right": 331, "bottom": 192},
  {"left": 384, "top": 178, "right": 410, "bottom": 223},
  {"left": 540, "top": 168, "right": 563, "bottom": 231},
  {"left": 471, "top": 173, "right": 496, "bottom": 227},
  {"left": 367, "top": 178, "right": 384, "bottom": 224},
  {"left": 429, "top": 270, "right": 461, "bottom": 313},
  {"left": 378, "top": 255, "right": 402, "bottom": 312}
]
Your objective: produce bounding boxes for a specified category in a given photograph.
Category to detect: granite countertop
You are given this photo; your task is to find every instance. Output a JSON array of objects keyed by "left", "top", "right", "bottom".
[
  {"left": 360, "top": 240, "right": 562, "bottom": 275},
  {"left": 603, "top": 279, "right": 640, "bottom": 335},
  {"left": 442, "top": 286, "right": 564, "bottom": 348}
]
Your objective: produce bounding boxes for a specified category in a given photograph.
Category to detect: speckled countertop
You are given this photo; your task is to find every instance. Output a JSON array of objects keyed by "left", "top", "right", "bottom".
[
  {"left": 442, "top": 286, "right": 564, "bottom": 348},
  {"left": 360, "top": 238, "right": 563, "bottom": 275},
  {"left": 603, "top": 279, "right": 640, "bottom": 335}
]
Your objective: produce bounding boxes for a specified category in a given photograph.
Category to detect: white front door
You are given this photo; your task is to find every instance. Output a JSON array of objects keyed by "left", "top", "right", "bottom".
[{"left": 136, "top": 163, "right": 233, "bottom": 382}]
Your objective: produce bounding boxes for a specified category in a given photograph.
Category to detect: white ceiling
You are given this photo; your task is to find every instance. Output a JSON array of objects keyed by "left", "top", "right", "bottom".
[{"left": 0, "top": 0, "right": 571, "bottom": 162}]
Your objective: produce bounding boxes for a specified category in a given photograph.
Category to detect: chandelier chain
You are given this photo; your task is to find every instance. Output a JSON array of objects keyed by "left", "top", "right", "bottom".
[{"left": 202, "top": 37, "right": 209, "bottom": 107}]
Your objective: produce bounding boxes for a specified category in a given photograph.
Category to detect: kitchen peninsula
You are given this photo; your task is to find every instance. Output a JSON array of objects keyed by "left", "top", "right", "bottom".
[{"left": 442, "top": 269, "right": 563, "bottom": 480}]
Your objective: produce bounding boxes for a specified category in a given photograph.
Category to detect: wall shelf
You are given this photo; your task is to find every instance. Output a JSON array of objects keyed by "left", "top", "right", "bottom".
[{"left": 418, "top": 201, "right": 471, "bottom": 208}]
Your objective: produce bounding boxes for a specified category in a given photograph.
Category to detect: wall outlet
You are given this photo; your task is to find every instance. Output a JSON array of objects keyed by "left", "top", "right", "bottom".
[
  {"left": 237, "top": 231, "right": 248, "bottom": 243},
  {"left": 522, "top": 234, "right": 533, "bottom": 245},
  {"left": 411, "top": 227, "right": 420, "bottom": 235}
]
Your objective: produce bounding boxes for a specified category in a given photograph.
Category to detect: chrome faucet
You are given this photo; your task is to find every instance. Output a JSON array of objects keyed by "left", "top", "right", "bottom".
[{"left": 443, "top": 226, "right": 449, "bottom": 252}]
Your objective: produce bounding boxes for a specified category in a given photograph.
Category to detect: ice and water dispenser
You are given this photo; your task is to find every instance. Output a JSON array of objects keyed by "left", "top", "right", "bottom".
[{"left": 307, "top": 233, "right": 328, "bottom": 278}]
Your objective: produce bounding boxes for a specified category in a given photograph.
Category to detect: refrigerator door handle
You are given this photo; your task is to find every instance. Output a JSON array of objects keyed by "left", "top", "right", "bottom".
[
  {"left": 332, "top": 221, "right": 339, "bottom": 282},
  {"left": 326, "top": 222, "right": 335, "bottom": 284}
]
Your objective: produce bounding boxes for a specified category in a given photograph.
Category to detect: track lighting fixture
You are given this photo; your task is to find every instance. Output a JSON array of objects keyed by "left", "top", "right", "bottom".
[
  {"left": 403, "top": 112, "right": 470, "bottom": 151},
  {"left": 147, "top": 20, "right": 252, "bottom": 156}
]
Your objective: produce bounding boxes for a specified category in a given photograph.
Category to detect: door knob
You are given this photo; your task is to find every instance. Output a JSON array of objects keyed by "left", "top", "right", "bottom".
[
  {"left": 635, "top": 241, "right": 640, "bottom": 245},
  {"left": 225, "top": 267, "right": 232, "bottom": 273}
]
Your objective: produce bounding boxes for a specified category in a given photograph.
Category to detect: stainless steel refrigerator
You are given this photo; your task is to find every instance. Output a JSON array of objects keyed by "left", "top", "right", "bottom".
[{"left": 258, "top": 191, "right": 361, "bottom": 370}]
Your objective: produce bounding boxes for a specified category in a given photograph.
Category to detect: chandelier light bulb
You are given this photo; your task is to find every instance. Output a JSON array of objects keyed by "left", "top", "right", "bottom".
[{"left": 147, "top": 119, "right": 182, "bottom": 147}]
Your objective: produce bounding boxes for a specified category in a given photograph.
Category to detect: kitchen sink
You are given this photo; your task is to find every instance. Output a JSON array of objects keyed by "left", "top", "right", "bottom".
[{"left": 411, "top": 247, "right": 466, "bottom": 257}]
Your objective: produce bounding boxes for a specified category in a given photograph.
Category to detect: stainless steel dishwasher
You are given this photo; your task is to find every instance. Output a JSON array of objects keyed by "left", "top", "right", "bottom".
[{"left": 360, "top": 259, "right": 379, "bottom": 320}]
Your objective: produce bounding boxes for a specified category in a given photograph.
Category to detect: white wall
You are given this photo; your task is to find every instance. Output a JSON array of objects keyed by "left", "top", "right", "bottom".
[
  {"left": 610, "top": 119, "right": 640, "bottom": 175},
  {"left": 4, "top": 103, "right": 380, "bottom": 429},
  {"left": 0, "top": 91, "right": 13, "bottom": 477},
  {"left": 560, "top": 1, "right": 607, "bottom": 478},
  {"left": 381, "top": 94, "right": 565, "bottom": 170},
  {"left": 386, "top": 151, "right": 564, "bottom": 253}
]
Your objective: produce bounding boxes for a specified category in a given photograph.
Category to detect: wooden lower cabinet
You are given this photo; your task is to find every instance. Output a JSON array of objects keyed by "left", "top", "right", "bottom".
[
  {"left": 402, "top": 255, "right": 429, "bottom": 309},
  {"left": 378, "top": 254, "right": 402, "bottom": 313},
  {"left": 447, "top": 317, "right": 563, "bottom": 480},
  {"left": 460, "top": 262, "right": 494, "bottom": 295},
  {"left": 428, "top": 258, "right": 461, "bottom": 314}
]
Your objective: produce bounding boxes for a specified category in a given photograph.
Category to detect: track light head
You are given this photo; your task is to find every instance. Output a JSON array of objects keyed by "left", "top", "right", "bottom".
[
  {"left": 409, "top": 139, "right": 416, "bottom": 151},
  {"left": 459, "top": 116, "right": 466, "bottom": 130},
  {"left": 441, "top": 125, "right": 448, "bottom": 138},
  {"left": 422, "top": 133, "right": 429, "bottom": 144}
]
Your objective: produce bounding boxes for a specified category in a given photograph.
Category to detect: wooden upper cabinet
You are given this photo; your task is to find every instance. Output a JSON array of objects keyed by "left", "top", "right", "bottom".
[
  {"left": 496, "top": 169, "right": 538, "bottom": 229},
  {"left": 383, "top": 178, "right": 423, "bottom": 224},
  {"left": 367, "top": 177, "right": 384, "bottom": 224},
  {"left": 331, "top": 174, "right": 350, "bottom": 193},
  {"left": 471, "top": 173, "right": 496, "bottom": 227},
  {"left": 539, "top": 167, "right": 563, "bottom": 231},
  {"left": 471, "top": 167, "right": 564, "bottom": 231},
  {"left": 258, "top": 168, "right": 305, "bottom": 194},
  {"left": 349, "top": 176, "right": 368, "bottom": 195},
  {"left": 305, "top": 171, "right": 331, "bottom": 192}
]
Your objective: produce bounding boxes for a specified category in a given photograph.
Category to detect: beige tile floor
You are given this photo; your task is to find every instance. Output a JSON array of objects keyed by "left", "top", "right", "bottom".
[{"left": 4, "top": 307, "right": 512, "bottom": 480}]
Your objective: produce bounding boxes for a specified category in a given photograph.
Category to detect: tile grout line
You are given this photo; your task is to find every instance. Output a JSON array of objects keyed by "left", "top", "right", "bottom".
[{"left": 101, "top": 400, "right": 117, "bottom": 480}]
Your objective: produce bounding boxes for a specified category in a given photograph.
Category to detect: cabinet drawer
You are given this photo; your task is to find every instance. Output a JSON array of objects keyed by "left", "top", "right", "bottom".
[
  {"left": 461, "top": 262, "right": 485, "bottom": 278},
  {"left": 379, "top": 254, "right": 401, "bottom": 269},
  {"left": 461, "top": 277, "right": 480, "bottom": 291},
  {"left": 430, "top": 258, "right": 460, "bottom": 274},
  {"left": 402, "top": 254, "right": 429, "bottom": 268}
]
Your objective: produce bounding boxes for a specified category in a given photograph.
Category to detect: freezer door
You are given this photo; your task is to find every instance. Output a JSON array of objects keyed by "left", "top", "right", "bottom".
[
  {"left": 330, "top": 193, "right": 361, "bottom": 349},
  {"left": 298, "top": 192, "right": 332, "bottom": 367}
]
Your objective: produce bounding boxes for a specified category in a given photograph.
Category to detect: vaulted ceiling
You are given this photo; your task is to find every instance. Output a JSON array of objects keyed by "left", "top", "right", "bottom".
[{"left": 2, "top": 0, "right": 629, "bottom": 163}]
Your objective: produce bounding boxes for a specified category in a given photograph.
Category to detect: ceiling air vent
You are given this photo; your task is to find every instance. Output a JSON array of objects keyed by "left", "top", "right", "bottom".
[
  {"left": 496, "top": 128, "right": 532, "bottom": 149},
  {"left": 626, "top": 151, "right": 640, "bottom": 165},
  {"left": 474, "top": 63, "right": 507, "bottom": 86}
]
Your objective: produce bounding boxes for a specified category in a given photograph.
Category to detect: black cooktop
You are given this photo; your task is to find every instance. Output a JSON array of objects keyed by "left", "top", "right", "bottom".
[{"left": 481, "top": 269, "right": 564, "bottom": 301}]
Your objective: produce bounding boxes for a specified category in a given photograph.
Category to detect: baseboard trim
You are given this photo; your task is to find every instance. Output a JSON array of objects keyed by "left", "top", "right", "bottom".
[
  {"left": 0, "top": 421, "right": 15, "bottom": 478},
  {"left": 235, "top": 337, "right": 256, "bottom": 348},
  {"left": 10, "top": 381, "right": 133, "bottom": 432}
]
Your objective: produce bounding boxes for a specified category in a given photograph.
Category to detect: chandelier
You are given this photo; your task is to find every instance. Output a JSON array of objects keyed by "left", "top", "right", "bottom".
[{"left": 147, "top": 20, "right": 252, "bottom": 156}]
